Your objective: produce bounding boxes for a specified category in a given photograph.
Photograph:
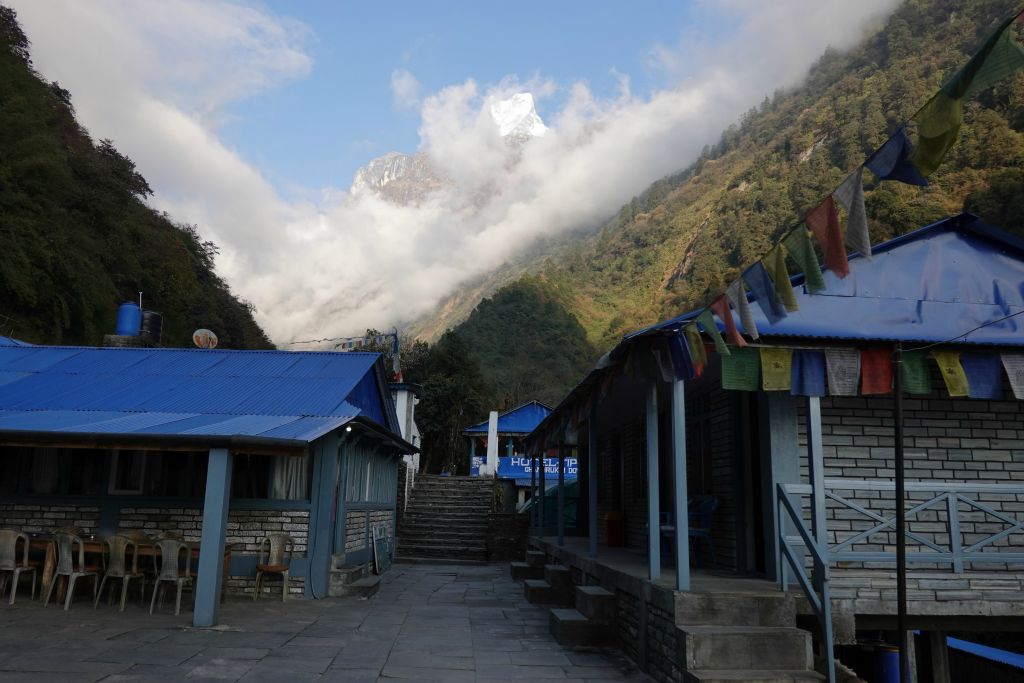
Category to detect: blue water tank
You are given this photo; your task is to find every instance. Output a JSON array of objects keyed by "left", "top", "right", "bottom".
[{"left": 115, "top": 302, "right": 142, "bottom": 336}]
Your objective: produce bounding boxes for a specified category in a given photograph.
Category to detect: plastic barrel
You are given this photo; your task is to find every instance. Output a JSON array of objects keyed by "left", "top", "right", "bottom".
[
  {"left": 141, "top": 310, "right": 162, "bottom": 344},
  {"left": 871, "top": 645, "right": 900, "bottom": 683},
  {"left": 115, "top": 302, "right": 142, "bottom": 336}
]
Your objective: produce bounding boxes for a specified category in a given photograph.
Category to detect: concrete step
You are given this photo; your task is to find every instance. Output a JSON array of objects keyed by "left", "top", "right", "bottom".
[
  {"left": 677, "top": 625, "right": 813, "bottom": 672},
  {"left": 525, "top": 550, "right": 546, "bottom": 568},
  {"left": 327, "top": 564, "right": 368, "bottom": 598},
  {"left": 339, "top": 575, "right": 381, "bottom": 599},
  {"left": 674, "top": 591, "right": 797, "bottom": 627},
  {"left": 510, "top": 561, "right": 544, "bottom": 581},
  {"left": 397, "top": 528, "right": 488, "bottom": 541},
  {"left": 549, "top": 608, "right": 615, "bottom": 647},
  {"left": 395, "top": 544, "right": 487, "bottom": 558},
  {"left": 401, "top": 511, "right": 489, "bottom": 522},
  {"left": 575, "top": 585, "right": 616, "bottom": 624},
  {"left": 523, "top": 579, "right": 572, "bottom": 606},
  {"left": 543, "top": 564, "right": 572, "bottom": 591},
  {"left": 394, "top": 555, "right": 489, "bottom": 566},
  {"left": 683, "top": 670, "right": 824, "bottom": 682}
]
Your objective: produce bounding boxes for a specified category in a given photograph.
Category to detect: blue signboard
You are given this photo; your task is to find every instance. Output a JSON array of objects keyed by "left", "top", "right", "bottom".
[{"left": 498, "top": 455, "right": 577, "bottom": 485}]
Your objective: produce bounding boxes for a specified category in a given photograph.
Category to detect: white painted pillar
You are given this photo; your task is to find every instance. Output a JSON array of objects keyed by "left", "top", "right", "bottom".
[
  {"left": 671, "top": 379, "right": 690, "bottom": 590},
  {"left": 484, "top": 411, "right": 499, "bottom": 476}
]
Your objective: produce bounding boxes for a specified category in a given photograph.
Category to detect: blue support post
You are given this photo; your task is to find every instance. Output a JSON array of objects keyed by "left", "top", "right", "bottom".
[
  {"left": 807, "top": 395, "right": 835, "bottom": 683},
  {"left": 539, "top": 448, "right": 546, "bottom": 536},
  {"left": 507, "top": 436, "right": 514, "bottom": 458},
  {"left": 588, "top": 404, "right": 598, "bottom": 558},
  {"left": 557, "top": 445, "right": 565, "bottom": 547},
  {"left": 530, "top": 452, "right": 537, "bottom": 532},
  {"left": 646, "top": 383, "right": 661, "bottom": 581},
  {"left": 470, "top": 438, "right": 476, "bottom": 474},
  {"left": 194, "top": 447, "right": 233, "bottom": 628},
  {"left": 672, "top": 378, "right": 690, "bottom": 591},
  {"left": 308, "top": 437, "right": 340, "bottom": 598}
]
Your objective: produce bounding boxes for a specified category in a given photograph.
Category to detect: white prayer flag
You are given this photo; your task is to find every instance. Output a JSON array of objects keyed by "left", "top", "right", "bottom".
[
  {"left": 834, "top": 166, "right": 872, "bottom": 261},
  {"left": 825, "top": 348, "right": 860, "bottom": 396},
  {"left": 726, "top": 279, "right": 759, "bottom": 340},
  {"left": 1001, "top": 353, "right": 1024, "bottom": 399}
]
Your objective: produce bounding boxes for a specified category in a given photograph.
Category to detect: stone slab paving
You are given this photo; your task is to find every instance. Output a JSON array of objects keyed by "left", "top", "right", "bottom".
[{"left": 0, "top": 564, "right": 650, "bottom": 682}]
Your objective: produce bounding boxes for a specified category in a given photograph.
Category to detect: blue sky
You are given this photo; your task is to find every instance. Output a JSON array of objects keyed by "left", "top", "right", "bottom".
[
  {"left": 11, "top": 0, "right": 900, "bottom": 341},
  {"left": 223, "top": 1, "right": 720, "bottom": 191}
]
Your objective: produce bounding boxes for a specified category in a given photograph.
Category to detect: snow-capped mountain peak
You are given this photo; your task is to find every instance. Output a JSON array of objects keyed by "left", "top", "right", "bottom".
[{"left": 490, "top": 92, "right": 547, "bottom": 139}]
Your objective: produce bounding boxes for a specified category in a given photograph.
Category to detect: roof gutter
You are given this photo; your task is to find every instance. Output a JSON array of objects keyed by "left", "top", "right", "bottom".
[{"left": 0, "top": 429, "right": 309, "bottom": 455}]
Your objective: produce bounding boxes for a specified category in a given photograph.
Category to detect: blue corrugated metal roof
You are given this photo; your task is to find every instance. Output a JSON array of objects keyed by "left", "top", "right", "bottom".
[
  {"left": 0, "top": 346, "right": 391, "bottom": 444},
  {"left": 948, "top": 636, "right": 1024, "bottom": 670},
  {"left": 638, "top": 214, "right": 1024, "bottom": 346},
  {"left": 464, "top": 401, "right": 553, "bottom": 435},
  {"left": 0, "top": 336, "right": 31, "bottom": 347}
]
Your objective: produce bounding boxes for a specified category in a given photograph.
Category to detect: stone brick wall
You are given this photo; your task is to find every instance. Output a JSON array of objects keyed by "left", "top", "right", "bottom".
[
  {"left": 794, "top": 372, "right": 1024, "bottom": 576},
  {"left": 486, "top": 512, "right": 527, "bottom": 561},
  {"left": 346, "top": 510, "right": 368, "bottom": 552},
  {"left": 118, "top": 506, "right": 310, "bottom": 596},
  {"left": 0, "top": 503, "right": 100, "bottom": 534}
]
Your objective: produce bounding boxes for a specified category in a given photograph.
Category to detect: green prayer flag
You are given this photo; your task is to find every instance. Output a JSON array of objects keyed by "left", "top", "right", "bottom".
[
  {"left": 721, "top": 347, "right": 760, "bottom": 391},
  {"left": 683, "top": 323, "right": 707, "bottom": 367},
  {"left": 764, "top": 245, "right": 799, "bottom": 312},
  {"left": 900, "top": 350, "right": 933, "bottom": 395},
  {"left": 696, "top": 309, "right": 730, "bottom": 356},
  {"left": 760, "top": 347, "right": 793, "bottom": 391},
  {"left": 782, "top": 226, "right": 826, "bottom": 294},
  {"left": 948, "top": 16, "right": 1024, "bottom": 100}
]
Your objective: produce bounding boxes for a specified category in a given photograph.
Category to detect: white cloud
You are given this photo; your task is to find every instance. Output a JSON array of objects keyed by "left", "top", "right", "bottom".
[
  {"left": 390, "top": 68, "right": 421, "bottom": 110},
  {"left": 8, "top": 0, "right": 901, "bottom": 345}
]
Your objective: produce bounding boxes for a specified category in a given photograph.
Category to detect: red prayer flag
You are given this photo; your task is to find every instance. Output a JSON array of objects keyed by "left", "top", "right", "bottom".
[
  {"left": 709, "top": 295, "right": 747, "bottom": 348},
  {"left": 806, "top": 196, "right": 850, "bottom": 278},
  {"left": 860, "top": 348, "right": 892, "bottom": 395}
]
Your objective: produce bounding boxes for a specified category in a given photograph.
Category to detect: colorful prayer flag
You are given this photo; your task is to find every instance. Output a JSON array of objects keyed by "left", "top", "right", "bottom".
[
  {"left": 1001, "top": 353, "right": 1024, "bottom": 399},
  {"left": 625, "top": 346, "right": 660, "bottom": 382},
  {"left": 782, "top": 226, "right": 826, "bottom": 294},
  {"left": 683, "top": 323, "right": 707, "bottom": 369},
  {"left": 961, "top": 353, "right": 1003, "bottom": 399},
  {"left": 900, "top": 350, "right": 933, "bottom": 395},
  {"left": 913, "top": 16, "right": 1024, "bottom": 177},
  {"left": 764, "top": 245, "right": 799, "bottom": 312},
  {"left": 696, "top": 309, "right": 730, "bottom": 356},
  {"left": 806, "top": 196, "right": 850, "bottom": 278},
  {"left": 932, "top": 350, "right": 969, "bottom": 397},
  {"left": 791, "top": 350, "right": 826, "bottom": 397},
  {"left": 649, "top": 338, "right": 676, "bottom": 383},
  {"left": 860, "top": 348, "right": 893, "bottom": 395},
  {"left": 743, "top": 262, "right": 788, "bottom": 324},
  {"left": 825, "top": 348, "right": 860, "bottom": 396},
  {"left": 865, "top": 127, "right": 929, "bottom": 186},
  {"left": 667, "top": 332, "right": 696, "bottom": 381},
  {"left": 760, "top": 347, "right": 793, "bottom": 391},
  {"left": 911, "top": 92, "right": 962, "bottom": 178},
  {"left": 726, "top": 279, "right": 759, "bottom": 340},
  {"left": 721, "top": 347, "right": 760, "bottom": 391},
  {"left": 834, "top": 166, "right": 872, "bottom": 260},
  {"left": 709, "top": 295, "right": 747, "bottom": 348}
]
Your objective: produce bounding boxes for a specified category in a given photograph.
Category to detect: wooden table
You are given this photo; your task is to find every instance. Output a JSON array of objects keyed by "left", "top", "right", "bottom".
[{"left": 31, "top": 537, "right": 234, "bottom": 604}]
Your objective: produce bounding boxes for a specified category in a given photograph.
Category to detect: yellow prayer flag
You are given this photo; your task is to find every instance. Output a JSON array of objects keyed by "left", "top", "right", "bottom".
[
  {"left": 683, "top": 323, "right": 707, "bottom": 367},
  {"left": 765, "top": 245, "right": 799, "bottom": 312},
  {"left": 759, "top": 347, "right": 793, "bottom": 391},
  {"left": 932, "top": 350, "right": 969, "bottom": 397}
]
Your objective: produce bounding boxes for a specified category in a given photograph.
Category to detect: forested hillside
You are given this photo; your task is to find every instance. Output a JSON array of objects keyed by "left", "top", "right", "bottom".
[
  {"left": 440, "top": 0, "right": 1024, "bottom": 401},
  {"left": 0, "top": 7, "right": 271, "bottom": 348}
]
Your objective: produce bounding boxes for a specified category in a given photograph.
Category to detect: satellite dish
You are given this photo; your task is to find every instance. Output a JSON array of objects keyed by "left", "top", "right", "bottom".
[{"left": 193, "top": 329, "right": 219, "bottom": 349}]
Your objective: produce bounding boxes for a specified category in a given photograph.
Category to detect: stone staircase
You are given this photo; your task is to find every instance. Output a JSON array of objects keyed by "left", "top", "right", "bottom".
[
  {"left": 674, "top": 592, "right": 823, "bottom": 682},
  {"left": 509, "top": 550, "right": 823, "bottom": 682},
  {"left": 395, "top": 474, "right": 492, "bottom": 564}
]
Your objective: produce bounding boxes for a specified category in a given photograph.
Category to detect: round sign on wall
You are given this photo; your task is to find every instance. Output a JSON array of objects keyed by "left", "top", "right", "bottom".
[{"left": 192, "top": 329, "right": 219, "bottom": 349}]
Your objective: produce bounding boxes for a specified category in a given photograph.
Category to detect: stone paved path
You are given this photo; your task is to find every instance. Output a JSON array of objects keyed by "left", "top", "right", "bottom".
[{"left": 0, "top": 564, "right": 650, "bottom": 682}]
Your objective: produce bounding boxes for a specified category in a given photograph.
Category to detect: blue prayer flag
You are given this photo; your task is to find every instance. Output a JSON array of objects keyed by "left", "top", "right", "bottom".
[
  {"left": 667, "top": 331, "right": 695, "bottom": 381},
  {"left": 791, "top": 350, "right": 826, "bottom": 397},
  {"left": 742, "top": 262, "right": 788, "bottom": 324},
  {"left": 865, "top": 127, "right": 929, "bottom": 186},
  {"left": 961, "top": 353, "right": 1003, "bottom": 399}
]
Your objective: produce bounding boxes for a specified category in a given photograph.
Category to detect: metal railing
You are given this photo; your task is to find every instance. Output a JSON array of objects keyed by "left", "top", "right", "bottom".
[
  {"left": 777, "top": 483, "right": 834, "bottom": 683},
  {"left": 782, "top": 479, "right": 1024, "bottom": 571}
]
